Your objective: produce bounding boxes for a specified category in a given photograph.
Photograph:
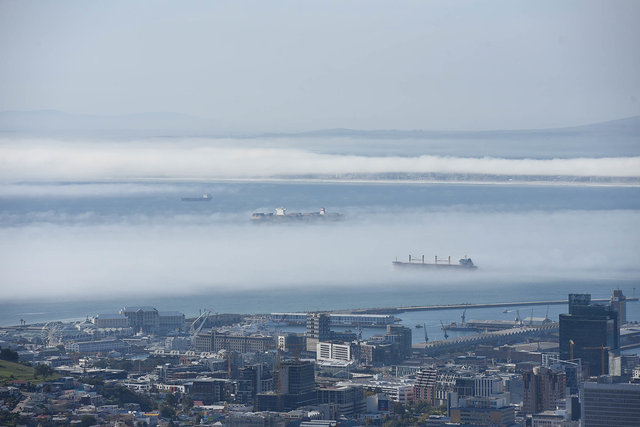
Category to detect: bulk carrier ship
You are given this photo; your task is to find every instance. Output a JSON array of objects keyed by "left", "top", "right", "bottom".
[{"left": 392, "top": 255, "right": 477, "bottom": 269}]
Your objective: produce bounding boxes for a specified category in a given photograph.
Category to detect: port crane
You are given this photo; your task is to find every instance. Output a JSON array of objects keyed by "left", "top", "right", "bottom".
[
  {"left": 440, "top": 320, "right": 449, "bottom": 339},
  {"left": 514, "top": 310, "right": 522, "bottom": 326}
]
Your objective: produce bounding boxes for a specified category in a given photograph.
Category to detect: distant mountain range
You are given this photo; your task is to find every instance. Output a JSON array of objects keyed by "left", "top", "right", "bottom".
[
  {"left": 261, "top": 115, "right": 640, "bottom": 140},
  {"left": 1, "top": 109, "right": 639, "bottom": 141}
]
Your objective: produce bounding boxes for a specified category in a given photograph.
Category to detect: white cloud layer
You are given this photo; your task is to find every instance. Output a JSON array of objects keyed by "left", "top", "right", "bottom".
[{"left": 1, "top": 139, "right": 639, "bottom": 181}]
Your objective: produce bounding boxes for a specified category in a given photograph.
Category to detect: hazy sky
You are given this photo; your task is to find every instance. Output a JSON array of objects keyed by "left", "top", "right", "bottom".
[{"left": 1, "top": 0, "right": 639, "bottom": 131}]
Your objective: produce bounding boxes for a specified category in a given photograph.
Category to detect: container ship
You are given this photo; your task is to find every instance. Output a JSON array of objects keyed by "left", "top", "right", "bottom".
[
  {"left": 181, "top": 193, "right": 212, "bottom": 201},
  {"left": 251, "top": 207, "right": 343, "bottom": 222},
  {"left": 392, "top": 255, "right": 477, "bottom": 269}
]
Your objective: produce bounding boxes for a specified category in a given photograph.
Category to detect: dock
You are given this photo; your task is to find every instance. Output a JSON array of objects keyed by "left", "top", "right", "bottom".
[
  {"left": 338, "top": 297, "right": 638, "bottom": 315},
  {"left": 413, "top": 323, "right": 559, "bottom": 356}
]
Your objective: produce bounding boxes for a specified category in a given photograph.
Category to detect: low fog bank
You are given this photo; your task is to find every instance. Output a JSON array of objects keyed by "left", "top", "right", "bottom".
[
  {"left": 1, "top": 210, "right": 638, "bottom": 301},
  {"left": 1, "top": 139, "right": 639, "bottom": 182}
]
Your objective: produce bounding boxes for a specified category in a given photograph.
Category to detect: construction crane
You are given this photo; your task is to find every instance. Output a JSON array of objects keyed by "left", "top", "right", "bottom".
[
  {"left": 582, "top": 345, "right": 610, "bottom": 375},
  {"left": 440, "top": 320, "right": 449, "bottom": 339},
  {"left": 276, "top": 347, "right": 282, "bottom": 411},
  {"left": 569, "top": 339, "right": 574, "bottom": 361}
]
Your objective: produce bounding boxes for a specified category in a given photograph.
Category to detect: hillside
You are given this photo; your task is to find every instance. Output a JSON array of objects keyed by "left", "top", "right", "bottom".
[{"left": 0, "top": 360, "right": 59, "bottom": 385}]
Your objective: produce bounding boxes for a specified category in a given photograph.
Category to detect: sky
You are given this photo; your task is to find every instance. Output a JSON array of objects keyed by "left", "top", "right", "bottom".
[{"left": 1, "top": 0, "right": 640, "bottom": 131}]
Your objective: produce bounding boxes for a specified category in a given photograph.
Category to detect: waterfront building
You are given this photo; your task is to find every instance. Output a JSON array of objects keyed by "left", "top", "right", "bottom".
[
  {"left": 64, "top": 339, "right": 129, "bottom": 354},
  {"left": 92, "top": 313, "right": 129, "bottom": 329},
  {"left": 118, "top": 306, "right": 185, "bottom": 335},
  {"left": 581, "top": 382, "right": 640, "bottom": 427},
  {"left": 158, "top": 311, "right": 185, "bottom": 334},
  {"left": 212, "top": 331, "right": 274, "bottom": 353},
  {"left": 271, "top": 312, "right": 396, "bottom": 327},
  {"left": 194, "top": 330, "right": 212, "bottom": 352},
  {"left": 522, "top": 366, "right": 566, "bottom": 415},
  {"left": 329, "top": 313, "right": 396, "bottom": 327},
  {"left": 559, "top": 294, "right": 619, "bottom": 376},
  {"left": 120, "top": 306, "right": 160, "bottom": 334}
]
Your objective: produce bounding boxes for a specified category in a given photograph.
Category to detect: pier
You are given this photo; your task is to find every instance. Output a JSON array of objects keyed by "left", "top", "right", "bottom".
[
  {"left": 413, "top": 323, "right": 559, "bottom": 356},
  {"left": 338, "top": 297, "right": 638, "bottom": 315}
]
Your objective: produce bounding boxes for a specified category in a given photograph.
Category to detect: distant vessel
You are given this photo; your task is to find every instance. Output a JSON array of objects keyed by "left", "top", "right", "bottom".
[
  {"left": 181, "top": 193, "right": 212, "bottom": 202},
  {"left": 251, "top": 207, "right": 343, "bottom": 222},
  {"left": 392, "top": 255, "right": 477, "bottom": 270}
]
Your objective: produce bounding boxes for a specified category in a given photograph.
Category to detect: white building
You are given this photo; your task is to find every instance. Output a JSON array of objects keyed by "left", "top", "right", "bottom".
[
  {"left": 475, "top": 375, "right": 504, "bottom": 397},
  {"left": 317, "top": 342, "right": 353, "bottom": 362},
  {"left": 92, "top": 313, "right": 129, "bottom": 329},
  {"left": 65, "top": 339, "right": 129, "bottom": 354}
]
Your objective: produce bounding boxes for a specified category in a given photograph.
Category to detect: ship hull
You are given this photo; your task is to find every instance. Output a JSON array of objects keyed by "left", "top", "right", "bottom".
[{"left": 392, "top": 261, "right": 477, "bottom": 270}]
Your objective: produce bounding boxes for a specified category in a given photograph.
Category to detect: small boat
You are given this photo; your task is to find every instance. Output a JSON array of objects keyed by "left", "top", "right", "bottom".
[{"left": 181, "top": 193, "right": 212, "bottom": 202}]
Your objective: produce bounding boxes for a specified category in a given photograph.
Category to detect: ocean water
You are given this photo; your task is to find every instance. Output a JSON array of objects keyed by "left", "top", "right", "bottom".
[{"left": 0, "top": 180, "right": 639, "bottom": 334}]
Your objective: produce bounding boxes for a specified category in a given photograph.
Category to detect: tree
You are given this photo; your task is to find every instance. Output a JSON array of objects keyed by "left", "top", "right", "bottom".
[
  {"left": 35, "top": 364, "right": 54, "bottom": 378},
  {"left": 160, "top": 404, "right": 175, "bottom": 419},
  {"left": 182, "top": 396, "right": 194, "bottom": 412},
  {"left": 0, "top": 348, "right": 19, "bottom": 362},
  {"left": 80, "top": 415, "right": 97, "bottom": 427}
]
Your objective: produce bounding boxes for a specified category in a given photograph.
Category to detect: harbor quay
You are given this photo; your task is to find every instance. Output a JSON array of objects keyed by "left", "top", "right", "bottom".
[
  {"left": 1, "top": 290, "right": 639, "bottom": 426},
  {"left": 338, "top": 297, "right": 639, "bottom": 315}
]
